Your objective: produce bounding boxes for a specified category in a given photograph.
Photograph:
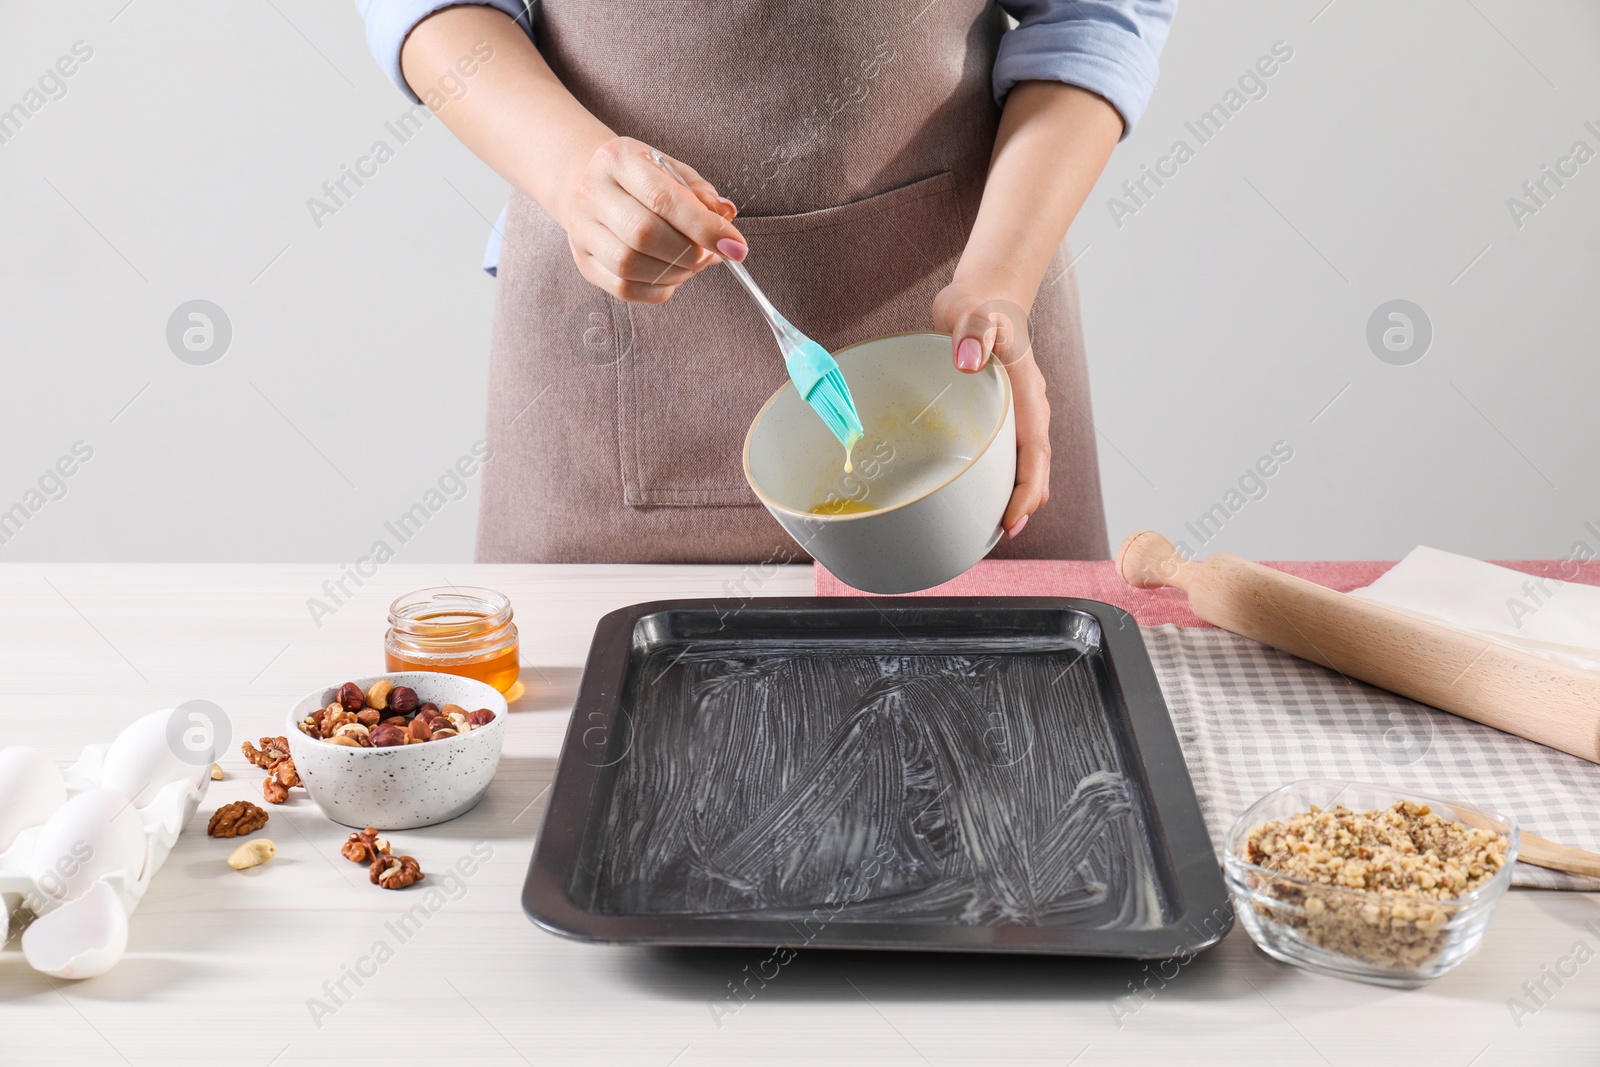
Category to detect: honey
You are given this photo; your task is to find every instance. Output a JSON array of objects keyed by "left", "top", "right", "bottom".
[
  {"left": 384, "top": 587, "right": 520, "bottom": 694},
  {"left": 808, "top": 498, "right": 877, "bottom": 516}
]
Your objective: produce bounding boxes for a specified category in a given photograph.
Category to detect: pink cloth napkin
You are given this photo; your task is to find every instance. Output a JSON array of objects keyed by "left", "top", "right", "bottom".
[{"left": 813, "top": 558, "right": 1600, "bottom": 628}]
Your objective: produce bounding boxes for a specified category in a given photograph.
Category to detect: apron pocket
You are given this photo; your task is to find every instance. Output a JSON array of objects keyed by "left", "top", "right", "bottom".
[{"left": 617, "top": 170, "right": 965, "bottom": 507}]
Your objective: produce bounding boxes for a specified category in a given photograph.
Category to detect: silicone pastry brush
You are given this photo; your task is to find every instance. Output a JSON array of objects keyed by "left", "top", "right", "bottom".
[{"left": 650, "top": 150, "right": 865, "bottom": 462}]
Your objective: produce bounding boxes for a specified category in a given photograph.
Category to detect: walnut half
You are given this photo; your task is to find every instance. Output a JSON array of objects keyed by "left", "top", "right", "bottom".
[
  {"left": 370, "top": 853, "right": 424, "bottom": 889},
  {"left": 341, "top": 827, "right": 391, "bottom": 864},
  {"left": 207, "top": 800, "right": 269, "bottom": 838}
]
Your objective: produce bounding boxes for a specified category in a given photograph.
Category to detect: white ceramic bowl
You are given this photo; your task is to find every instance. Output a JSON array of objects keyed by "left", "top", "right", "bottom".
[
  {"left": 744, "top": 332, "right": 1015, "bottom": 594},
  {"left": 285, "top": 672, "right": 508, "bottom": 830}
]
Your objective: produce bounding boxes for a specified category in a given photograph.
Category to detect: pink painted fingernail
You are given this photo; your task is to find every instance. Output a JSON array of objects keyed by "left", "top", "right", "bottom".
[
  {"left": 1007, "top": 514, "right": 1029, "bottom": 538},
  {"left": 716, "top": 238, "right": 747, "bottom": 262},
  {"left": 956, "top": 337, "right": 983, "bottom": 373}
]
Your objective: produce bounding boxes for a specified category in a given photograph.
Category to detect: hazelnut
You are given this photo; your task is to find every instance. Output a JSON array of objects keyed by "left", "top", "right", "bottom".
[
  {"left": 370, "top": 724, "right": 406, "bottom": 747},
  {"left": 466, "top": 709, "right": 495, "bottom": 727},
  {"left": 380, "top": 715, "right": 409, "bottom": 728},
  {"left": 388, "top": 686, "right": 420, "bottom": 714},
  {"left": 337, "top": 682, "right": 366, "bottom": 711},
  {"left": 418, "top": 702, "right": 440, "bottom": 718},
  {"left": 407, "top": 717, "right": 432, "bottom": 743},
  {"left": 365, "top": 678, "right": 396, "bottom": 711},
  {"left": 356, "top": 708, "right": 380, "bottom": 727}
]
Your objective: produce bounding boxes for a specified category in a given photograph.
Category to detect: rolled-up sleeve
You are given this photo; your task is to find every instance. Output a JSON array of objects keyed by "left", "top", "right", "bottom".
[
  {"left": 994, "top": 0, "right": 1177, "bottom": 138},
  {"left": 356, "top": 0, "right": 533, "bottom": 103}
]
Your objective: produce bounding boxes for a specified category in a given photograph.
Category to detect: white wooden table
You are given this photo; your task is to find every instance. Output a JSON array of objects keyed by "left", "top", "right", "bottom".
[{"left": 1, "top": 563, "right": 1596, "bottom": 1066}]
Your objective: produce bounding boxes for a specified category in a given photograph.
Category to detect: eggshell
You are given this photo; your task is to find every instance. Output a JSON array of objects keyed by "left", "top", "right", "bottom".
[
  {"left": 22, "top": 881, "right": 129, "bottom": 979},
  {"left": 100, "top": 708, "right": 213, "bottom": 808},
  {"left": 0, "top": 747, "right": 67, "bottom": 852},
  {"left": 28, "top": 788, "right": 147, "bottom": 901}
]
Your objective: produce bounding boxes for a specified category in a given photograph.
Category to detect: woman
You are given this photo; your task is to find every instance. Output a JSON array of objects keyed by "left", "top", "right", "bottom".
[{"left": 358, "top": 1, "right": 1173, "bottom": 563}]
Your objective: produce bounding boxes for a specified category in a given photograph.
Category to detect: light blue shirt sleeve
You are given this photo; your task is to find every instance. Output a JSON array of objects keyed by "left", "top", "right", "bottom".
[
  {"left": 356, "top": 1, "right": 535, "bottom": 274},
  {"left": 993, "top": 0, "right": 1176, "bottom": 138},
  {"left": 355, "top": 0, "right": 533, "bottom": 104}
]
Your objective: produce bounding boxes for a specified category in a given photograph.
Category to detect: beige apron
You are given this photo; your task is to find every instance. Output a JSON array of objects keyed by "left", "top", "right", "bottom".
[{"left": 477, "top": 0, "right": 1110, "bottom": 564}]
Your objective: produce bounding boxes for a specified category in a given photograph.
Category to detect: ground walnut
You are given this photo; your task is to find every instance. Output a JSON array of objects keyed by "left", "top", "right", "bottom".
[
  {"left": 207, "top": 800, "right": 269, "bottom": 838},
  {"left": 370, "top": 853, "right": 424, "bottom": 889},
  {"left": 341, "top": 826, "right": 391, "bottom": 864}
]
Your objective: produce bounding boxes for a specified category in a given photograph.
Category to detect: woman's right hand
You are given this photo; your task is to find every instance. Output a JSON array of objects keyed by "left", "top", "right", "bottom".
[{"left": 564, "top": 137, "right": 747, "bottom": 304}]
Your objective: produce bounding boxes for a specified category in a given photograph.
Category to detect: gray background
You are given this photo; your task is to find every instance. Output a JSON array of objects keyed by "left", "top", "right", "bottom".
[{"left": 1, "top": 0, "right": 1594, "bottom": 564}]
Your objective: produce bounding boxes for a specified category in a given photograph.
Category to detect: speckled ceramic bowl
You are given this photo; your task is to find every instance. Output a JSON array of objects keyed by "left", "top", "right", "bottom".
[{"left": 285, "top": 672, "right": 508, "bottom": 830}]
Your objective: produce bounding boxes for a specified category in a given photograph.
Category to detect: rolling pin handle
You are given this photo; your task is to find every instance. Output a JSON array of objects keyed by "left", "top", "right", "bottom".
[{"left": 1117, "top": 530, "right": 1193, "bottom": 591}]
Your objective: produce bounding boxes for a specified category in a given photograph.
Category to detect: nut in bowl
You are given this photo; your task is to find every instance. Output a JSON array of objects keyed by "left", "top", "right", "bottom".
[
  {"left": 1224, "top": 779, "right": 1518, "bottom": 988},
  {"left": 286, "top": 672, "right": 508, "bottom": 830}
]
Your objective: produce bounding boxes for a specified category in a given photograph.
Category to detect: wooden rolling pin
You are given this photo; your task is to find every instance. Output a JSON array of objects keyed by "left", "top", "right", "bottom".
[
  {"left": 1463, "top": 817, "right": 1600, "bottom": 879},
  {"left": 1117, "top": 531, "right": 1600, "bottom": 765}
]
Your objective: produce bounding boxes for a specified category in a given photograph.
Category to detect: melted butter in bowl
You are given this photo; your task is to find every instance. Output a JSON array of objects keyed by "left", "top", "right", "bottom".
[
  {"left": 743, "top": 332, "right": 1015, "bottom": 593},
  {"left": 808, "top": 498, "right": 878, "bottom": 516}
]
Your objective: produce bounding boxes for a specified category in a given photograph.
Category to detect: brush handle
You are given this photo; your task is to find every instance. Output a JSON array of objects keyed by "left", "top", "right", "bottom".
[
  {"left": 646, "top": 149, "right": 794, "bottom": 350},
  {"left": 1116, "top": 531, "right": 1600, "bottom": 763}
]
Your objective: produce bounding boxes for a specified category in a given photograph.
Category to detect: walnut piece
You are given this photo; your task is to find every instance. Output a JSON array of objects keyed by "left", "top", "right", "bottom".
[
  {"left": 270, "top": 758, "right": 300, "bottom": 789},
  {"left": 241, "top": 737, "right": 291, "bottom": 769},
  {"left": 207, "top": 800, "right": 269, "bottom": 838},
  {"left": 243, "top": 736, "right": 303, "bottom": 804},
  {"left": 370, "top": 853, "right": 424, "bottom": 889},
  {"left": 341, "top": 826, "right": 391, "bottom": 864}
]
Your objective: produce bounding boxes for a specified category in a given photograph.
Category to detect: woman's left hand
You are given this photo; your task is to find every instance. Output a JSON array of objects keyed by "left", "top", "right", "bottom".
[{"left": 932, "top": 281, "right": 1048, "bottom": 539}]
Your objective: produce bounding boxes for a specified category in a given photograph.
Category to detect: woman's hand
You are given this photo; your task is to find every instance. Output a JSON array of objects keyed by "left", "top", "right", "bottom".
[
  {"left": 932, "top": 282, "right": 1048, "bottom": 538},
  {"left": 564, "top": 137, "right": 747, "bottom": 304}
]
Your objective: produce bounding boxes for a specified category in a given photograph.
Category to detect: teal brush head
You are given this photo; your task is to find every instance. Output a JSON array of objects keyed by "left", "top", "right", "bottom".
[
  {"left": 786, "top": 339, "right": 864, "bottom": 451},
  {"left": 645, "top": 149, "right": 866, "bottom": 453}
]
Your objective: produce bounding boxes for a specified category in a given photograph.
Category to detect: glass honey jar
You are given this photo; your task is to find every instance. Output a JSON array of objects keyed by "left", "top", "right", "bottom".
[{"left": 384, "top": 587, "right": 520, "bottom": 694}]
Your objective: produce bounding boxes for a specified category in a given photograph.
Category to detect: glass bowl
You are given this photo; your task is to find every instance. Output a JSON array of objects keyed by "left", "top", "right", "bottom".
[{"left": 1224, "top": 779, "right": 1518, "bottom": 987}]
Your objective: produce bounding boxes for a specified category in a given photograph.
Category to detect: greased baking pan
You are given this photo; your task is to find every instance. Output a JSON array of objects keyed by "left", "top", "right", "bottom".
[{"left": 524, "top": 598, "right": 1231, "bottom": 957}]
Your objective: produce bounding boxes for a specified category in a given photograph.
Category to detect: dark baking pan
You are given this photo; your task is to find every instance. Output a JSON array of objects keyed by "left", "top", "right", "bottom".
[{"left": 524, "top": 597, "right": 1231, "bottom": 957}]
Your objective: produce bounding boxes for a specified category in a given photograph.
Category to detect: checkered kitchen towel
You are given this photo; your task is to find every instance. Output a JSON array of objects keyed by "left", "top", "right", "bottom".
[{"left": 1144, "top": 625, "right": 1600, "bottom": 891}]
